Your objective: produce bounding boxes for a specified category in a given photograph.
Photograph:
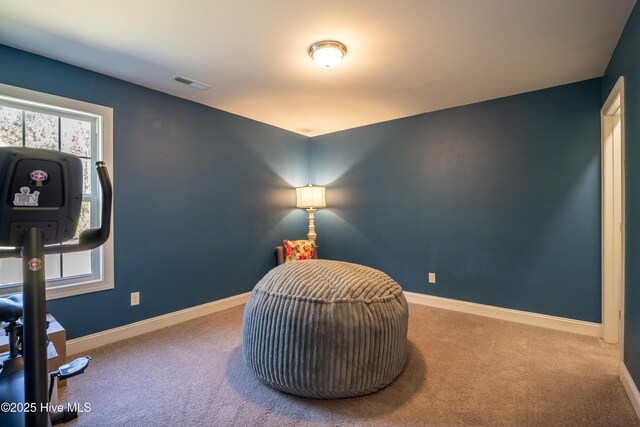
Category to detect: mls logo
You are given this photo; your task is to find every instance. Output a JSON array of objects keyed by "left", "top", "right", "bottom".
[{"left": 13, "top": 187, "right": 41, "bottom": 207}]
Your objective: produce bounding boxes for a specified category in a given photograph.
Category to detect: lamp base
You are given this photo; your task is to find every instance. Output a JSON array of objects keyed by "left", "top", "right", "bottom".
[{"left": 306, "top": 208, "right": 317, "bottom": 241}]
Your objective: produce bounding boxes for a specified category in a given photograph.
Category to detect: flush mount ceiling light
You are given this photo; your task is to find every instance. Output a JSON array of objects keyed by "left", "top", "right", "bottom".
[{"left": 308, "top": 40, "right": 347, "bottom": 68}]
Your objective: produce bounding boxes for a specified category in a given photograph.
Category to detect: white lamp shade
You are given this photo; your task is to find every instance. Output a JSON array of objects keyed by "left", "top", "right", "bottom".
[{"left": 296, "top": 185, "right": 326, "bottom": 208}]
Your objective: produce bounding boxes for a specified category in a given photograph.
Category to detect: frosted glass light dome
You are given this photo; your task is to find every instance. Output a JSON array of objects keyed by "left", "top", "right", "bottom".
[{"left": 309, "top": 41, "right": 347, "bottom": 68}]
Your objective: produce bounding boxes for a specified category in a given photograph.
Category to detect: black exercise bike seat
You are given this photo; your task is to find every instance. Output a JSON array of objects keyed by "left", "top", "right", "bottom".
[{"left": 0, "top": 295, "right": 22, "bottom": 323}]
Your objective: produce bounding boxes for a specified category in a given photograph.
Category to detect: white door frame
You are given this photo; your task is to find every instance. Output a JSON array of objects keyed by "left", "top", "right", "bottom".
[{"left": 601, "top": 76, "right": 625, "bottom": 348}]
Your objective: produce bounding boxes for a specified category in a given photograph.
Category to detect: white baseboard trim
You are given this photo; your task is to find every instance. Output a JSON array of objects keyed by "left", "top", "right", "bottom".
[
  {"left": 67, "top": 292, "right": 251, "bottom": 355},
  {"left": 404, "top": 291, "right": 603, "bottom": 337},
  {"left": 67, "top": 291, "right": 602, "bottom": 355},
  {"left": 621, "top": 363, "right": 640, "bottom": 419}
]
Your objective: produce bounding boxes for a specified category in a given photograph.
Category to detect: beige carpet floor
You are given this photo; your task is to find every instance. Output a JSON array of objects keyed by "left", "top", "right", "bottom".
[{"left": 60, "top": 303, "right": 640, "bottom": 427}]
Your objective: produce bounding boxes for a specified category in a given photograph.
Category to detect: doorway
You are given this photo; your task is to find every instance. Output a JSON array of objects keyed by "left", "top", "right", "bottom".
[{"left": 602, "top": 77, "right": 625, "bottom": 347}]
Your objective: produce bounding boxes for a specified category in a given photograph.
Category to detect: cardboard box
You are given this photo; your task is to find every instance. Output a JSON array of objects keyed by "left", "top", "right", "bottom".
[
  {"left": 0, "top": 340, "right": 57, "bottom": 371},
  {"left": 45, "top": 314, "right": 67, "bottom": 386},
  {"left": 0, "top": 313, "right": 67, "bottom": 387}
]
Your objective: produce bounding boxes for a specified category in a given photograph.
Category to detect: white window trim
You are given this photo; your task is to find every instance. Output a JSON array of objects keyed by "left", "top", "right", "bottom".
[{"left": 0, "top": 83, "right": 114, "bottom": 300}]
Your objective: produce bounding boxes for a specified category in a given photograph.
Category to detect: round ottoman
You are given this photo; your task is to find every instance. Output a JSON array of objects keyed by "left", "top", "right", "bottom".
[{"left": 242, "top": 259, "right": 408, "bottom": 398}]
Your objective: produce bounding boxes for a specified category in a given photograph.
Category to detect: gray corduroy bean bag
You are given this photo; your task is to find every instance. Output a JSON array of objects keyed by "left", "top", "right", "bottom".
[{"left": 242, "top": 259, "right": 409, "bottom": 398}]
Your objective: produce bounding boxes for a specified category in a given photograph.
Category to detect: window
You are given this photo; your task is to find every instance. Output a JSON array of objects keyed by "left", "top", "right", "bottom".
[{"left": 0, "top": 84, "right": 113, "bottom": 299}]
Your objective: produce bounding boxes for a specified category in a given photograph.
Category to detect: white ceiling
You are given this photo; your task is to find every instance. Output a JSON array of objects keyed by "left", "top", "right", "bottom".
[{"left": 0, "top": 1, "right": 635, "bottom": 137}]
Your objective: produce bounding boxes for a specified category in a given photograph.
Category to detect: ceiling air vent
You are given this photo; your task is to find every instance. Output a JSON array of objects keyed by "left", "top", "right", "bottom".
[{"left": 172, "top": 75, "right": 210, "bottom": 91}]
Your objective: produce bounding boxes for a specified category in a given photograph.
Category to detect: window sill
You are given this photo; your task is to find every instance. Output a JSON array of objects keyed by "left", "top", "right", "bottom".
[
  {"left": 0, "top": 279, "right": 114, "bottom": 301},
  {"left": 45, "top": 279, "right": 114, "bottom": 300}
]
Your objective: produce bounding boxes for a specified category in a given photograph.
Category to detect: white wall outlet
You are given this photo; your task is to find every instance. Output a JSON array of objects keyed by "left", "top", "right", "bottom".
[
  {"left": 131, "top": 292, "right": 140, "bottom": 306},
  {"left": 428, "top": 272, "right": 436, "bottom": 284}
]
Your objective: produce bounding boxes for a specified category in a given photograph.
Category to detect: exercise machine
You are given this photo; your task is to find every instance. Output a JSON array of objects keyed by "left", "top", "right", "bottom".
[
  {"left": 0, "top": 146, "right": 112, "bottom": 426},
  {"left": 0, "top": 147, "right": 112, "bottom": 427}
]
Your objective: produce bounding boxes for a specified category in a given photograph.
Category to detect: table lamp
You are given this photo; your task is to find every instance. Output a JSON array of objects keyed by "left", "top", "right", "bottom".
[{"left": 296, "top": 183, "right": 326, "bottom": 241}]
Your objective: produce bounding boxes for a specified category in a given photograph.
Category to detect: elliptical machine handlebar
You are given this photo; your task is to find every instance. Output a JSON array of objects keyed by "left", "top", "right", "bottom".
[
  {"left": 68, "top": 162, "right": 112, "bottom": 251},
  {"left": 0, "top": 161, "right": 112, "bottom": 259}
]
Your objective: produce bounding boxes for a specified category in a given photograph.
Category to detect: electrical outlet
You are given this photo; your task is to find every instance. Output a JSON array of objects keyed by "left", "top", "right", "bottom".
[
  {"left": 428, "top": 272, "right": 436, "bottom": 284},
  {"left": 131, "top": 292, "right": 140, "bottom": 306}
]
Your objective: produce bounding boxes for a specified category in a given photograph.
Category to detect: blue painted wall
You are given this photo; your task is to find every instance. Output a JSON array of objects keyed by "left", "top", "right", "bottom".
[
  {"left": 310, "top": 79, "right": 602, "bottom": 323},
  {"left": 0, "top": 44, "right": 310, "bottom": 339},
  {"left": 0, "top": 43, "right": 608, "bottom": 342},
  {"left": 603, "top": 2, "right": 640, "bottom": 394}
]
